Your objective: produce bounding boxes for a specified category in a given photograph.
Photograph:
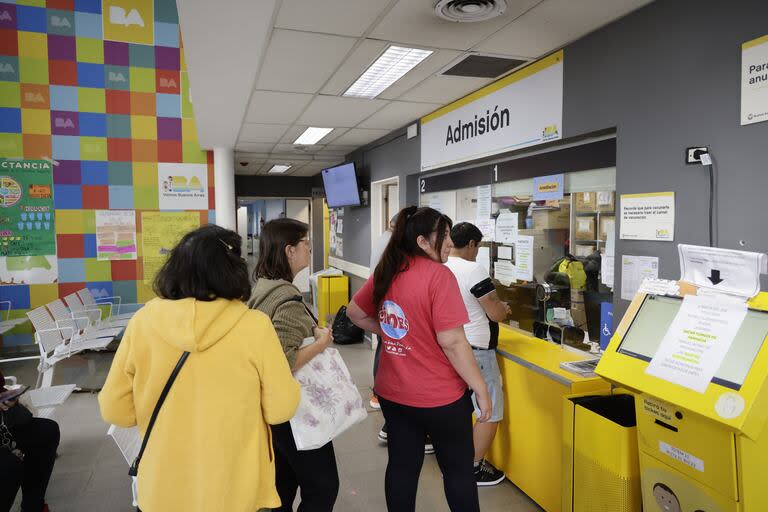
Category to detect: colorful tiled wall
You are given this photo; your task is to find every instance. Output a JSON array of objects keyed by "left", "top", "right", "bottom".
[{"left": 0, "top": 0, "right": 214, "bottom": 347}]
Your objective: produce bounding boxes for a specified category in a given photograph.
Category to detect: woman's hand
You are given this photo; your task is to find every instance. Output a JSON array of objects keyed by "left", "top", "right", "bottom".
[
  {"left": 313, "top": 326, "right": 333, "bottom": 349},
  {"left": 473, "top": 385, "right": 492, "bottom": 423},
  {"left": 0, "top": 399, "right": 17, "bottom": 412}
]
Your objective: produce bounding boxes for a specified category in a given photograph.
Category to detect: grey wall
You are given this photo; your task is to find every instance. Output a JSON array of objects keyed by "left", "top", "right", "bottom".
[{"left": 236, "top": 175, "right": 315, "bottom": 198}]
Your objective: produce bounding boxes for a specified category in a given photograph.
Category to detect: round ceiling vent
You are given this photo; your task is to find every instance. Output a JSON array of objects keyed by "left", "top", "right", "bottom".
[{"left": 434, "top": 0, "right": 507, "bottom": 23}]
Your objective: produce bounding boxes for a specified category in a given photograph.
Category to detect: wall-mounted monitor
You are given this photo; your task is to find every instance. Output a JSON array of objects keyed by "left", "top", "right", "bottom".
[{"left": 322, "top": 162, "right": 361, "bottom": 208}]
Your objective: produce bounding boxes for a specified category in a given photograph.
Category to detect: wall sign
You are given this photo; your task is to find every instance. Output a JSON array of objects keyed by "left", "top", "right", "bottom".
[
  {"left": 532, "top": 173, "right": 564, "bottom": 201},
  {"left": 620, "top": 192, "right": 675, "bottom": 241},
  {"left": 0, "top": 159, "right": 55, "bottom": 257},
  {"left": 741, "top": 34, "right": 768, "bottom": 125},
  {"left": 158, "top": 163, "right": 209, "bottom": 210}
]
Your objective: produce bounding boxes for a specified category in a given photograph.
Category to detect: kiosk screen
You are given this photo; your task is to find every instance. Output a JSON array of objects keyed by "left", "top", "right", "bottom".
[{"left": 618, "top": 295, "right": 768, "bottom": 390}]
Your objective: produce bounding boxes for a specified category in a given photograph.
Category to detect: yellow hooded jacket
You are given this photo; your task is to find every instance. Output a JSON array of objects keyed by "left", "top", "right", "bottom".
[{"left": 99, "top": 297, "right": 300, "bottom": 512}]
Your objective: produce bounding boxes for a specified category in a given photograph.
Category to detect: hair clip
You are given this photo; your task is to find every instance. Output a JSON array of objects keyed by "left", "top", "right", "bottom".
[{"left": 218, "top": 238, "right": 234, "bottom": 251}]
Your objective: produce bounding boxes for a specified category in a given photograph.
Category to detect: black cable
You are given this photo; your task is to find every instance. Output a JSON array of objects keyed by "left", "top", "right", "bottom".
[{"left": 709, "top": 160, "right": 713, "bottom": 247}]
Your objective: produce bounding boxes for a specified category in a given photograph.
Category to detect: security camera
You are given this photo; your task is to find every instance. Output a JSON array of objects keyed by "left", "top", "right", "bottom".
[{"left": 239, "top": 161, "right": 249, "bottom": 167}]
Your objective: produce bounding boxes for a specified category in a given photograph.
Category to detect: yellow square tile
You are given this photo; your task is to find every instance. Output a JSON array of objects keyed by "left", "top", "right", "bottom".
[
  {"left": 76, "top": 37, "right": 104, "bottom": 64},
  {"left": 132, "top": 162, "right": 158, "bottom": 186},
  {"left": 181, "top": 118, "right": 198, "bottom": 141},
  {"left": 78, "top": 88, "right": 106, "bottom": 113},
  {"left": 131, "top": 115, "right": 157, "bottom": 140},
  {"left": 137, "top": 280, "right": 157, "bottom": 303},
  {"left": 21, "top": 109, "right": 51, "bottom": 135},
  {"left": 103, "top": 0, "right": 154, "bottom": 45},
  {"left": 55, "top": 210, "right": 86, "bottom": 234},
  {"left": 80, "top": 136, "right": 107, "bottom": 160},
  {"left": 29, "top": 284, "right": 59, "bottom": 309},
  {"left": 18, "top": 32, "right": 48, "bottom": 59},
  {"left": 0, "top": 134, "right": 24, "bottom": 158}
]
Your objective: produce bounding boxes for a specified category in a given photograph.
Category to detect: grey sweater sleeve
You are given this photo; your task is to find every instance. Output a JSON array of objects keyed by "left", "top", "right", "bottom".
[{"left": 271, "top": 299, "right": 313, "bottom": 368}]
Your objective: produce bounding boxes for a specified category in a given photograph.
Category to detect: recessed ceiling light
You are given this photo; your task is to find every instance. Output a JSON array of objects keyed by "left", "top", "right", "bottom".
[
  {"left": 343, "top": 45, "right": 433, "bottom": 99},
  {"left": 294, "top": 127, "right": 333, "bottom": 145},
  {"left": 268, "top": 164, "right": 291, "bottom": 174}
]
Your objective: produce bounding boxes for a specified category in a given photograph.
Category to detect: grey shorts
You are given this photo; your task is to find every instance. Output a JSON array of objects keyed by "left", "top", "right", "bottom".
[{"left": 471, "top": 348, "right": 504, "bottom": 423}]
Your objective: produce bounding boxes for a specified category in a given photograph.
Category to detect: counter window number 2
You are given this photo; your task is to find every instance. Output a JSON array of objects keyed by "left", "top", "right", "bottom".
[
  {"left": 494, "top": 164, "right": 498, "bottom": 182},
  {"left": 420, "top": 180, "right": 426, "bottom": 193}
]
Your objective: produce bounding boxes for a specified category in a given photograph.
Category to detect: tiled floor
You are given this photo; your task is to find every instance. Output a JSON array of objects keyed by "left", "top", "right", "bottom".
[{"left": 5, "top": 343, "right": 542, "bottom": 511}]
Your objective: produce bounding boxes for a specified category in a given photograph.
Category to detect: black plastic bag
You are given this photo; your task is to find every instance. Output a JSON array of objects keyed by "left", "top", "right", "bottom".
[{"left": 332, "top": 305, "right": 364, "bottom": 345}]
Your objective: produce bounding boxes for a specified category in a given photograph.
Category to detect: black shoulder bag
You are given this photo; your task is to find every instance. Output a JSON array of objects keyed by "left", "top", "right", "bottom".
[{"left": 128, "top": 351, "right": 189, "bottom": 477}]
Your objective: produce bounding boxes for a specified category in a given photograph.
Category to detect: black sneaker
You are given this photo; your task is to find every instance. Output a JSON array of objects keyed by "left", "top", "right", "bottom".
[
  {"left": 474, "top": 460, "right": 505, "bottom": 486},
  {"left": 378, "top": 424, "right": 388, "bottom": 443}
]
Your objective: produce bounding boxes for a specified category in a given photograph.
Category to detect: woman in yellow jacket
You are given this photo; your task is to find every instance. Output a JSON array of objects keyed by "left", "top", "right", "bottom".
[{"left": 99, "top": 225, "right": 300, "bottom": 512}]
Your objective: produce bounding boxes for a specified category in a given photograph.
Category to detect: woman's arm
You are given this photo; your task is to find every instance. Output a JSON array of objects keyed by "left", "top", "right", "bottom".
[
  {"left": 347, "top": 299, "right": 382, "bottom": 336},
  {"left": 258, "top": 320, "right": 301, "bottom": 425},
  {"left": 436, "top": 327, "right": 491, "bottom": 422},
  {"left": 292, "top": 326, "right": 332, "bottom": 371}
]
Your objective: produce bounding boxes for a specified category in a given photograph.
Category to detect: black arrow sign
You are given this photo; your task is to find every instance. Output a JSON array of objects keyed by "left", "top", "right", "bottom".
[{"left": 708, "top": 269, "right": 723, "bottom": 285}]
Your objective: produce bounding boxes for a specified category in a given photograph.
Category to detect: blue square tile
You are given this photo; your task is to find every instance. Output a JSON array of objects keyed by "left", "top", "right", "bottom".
[
  {"left": 155, "top": 22, "right": 179, "bottom": 48},
  {"left": 0, "top": 284, "right": 31, "bottom": 310},
  {"left": 58, "top": 258, "right": 86, "bottom": 283},
  {"left": 77, "top": 63, "right": 105, "bottom": 88},
  {"left": 156, "top": 93, "right": 181, "bottom": 118},
  {"left": 208, "top": 210, "right": 215, "bottom": 225},
  {"left": 81, "top": 160, "right": 109, "bottom": 185},
  {"left": 52, "top": 135, "right": 80, "bottom": 160},
  {"left": 87, "top": 281, "right": 114, "bottom": 300},
  {"left": 109, "top": 185, "right": 134, "bottom": 209},
  {"left": 74, "top": 11, "right": 102, "bottom": 39},
  {"left": 83, "top": 233, "right": 97, "bottom": 258},
  {"left": 106, "top": 114, "right": 131, "bottom": 138},
  {"left": 113, "top": 280, "right": 137, "bottom": 303},
  {"left": 79, "top": 112, "right": 107, "bottom": 137},
  {"left": 16, "top": 6, "right": 47, "bottom": 33},
  {"left": 49, "top": 86, "right": 79, "bottom": 111},
  {"left": 75, "top": 0, "right": 101, "bottom": 14},
  {"left": 0, "top": 57, "right": 20, "bottom": 83},
  {"left": 0, "top": 108, "right": 21, "bottom": 133},
  {"left": 54, "top": 184, "right": 83, "bottom": 209}
]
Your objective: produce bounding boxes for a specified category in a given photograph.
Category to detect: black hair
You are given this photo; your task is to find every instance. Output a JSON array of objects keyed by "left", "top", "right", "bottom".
[
  {"left": 254, "top": 218, "right": 309, "bottom": 282},
  {"left": 154, "top": 224, "right": 250, "bottom": 302},
  {"left": 450, "top": 222, "right": 483, "bottom": 249},
  {"left": 372, "top": 206, "right": 452, "bottom": 308}
]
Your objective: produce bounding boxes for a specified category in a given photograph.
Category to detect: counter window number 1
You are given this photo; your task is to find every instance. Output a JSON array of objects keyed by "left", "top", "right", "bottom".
[{"left": 420, "top": 180, "right": 426, "bottom": 193}]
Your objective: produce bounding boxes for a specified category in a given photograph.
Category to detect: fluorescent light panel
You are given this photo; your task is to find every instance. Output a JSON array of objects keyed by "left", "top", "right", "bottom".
[
  {"left": 268, "top": 164, "right": 291, "bottom": 174},
  {"left": 344, "top": 45, "right": 434, "bottom": 99},
  {"left": 294, "top": 127, "right": 334, "bottom": 145}
]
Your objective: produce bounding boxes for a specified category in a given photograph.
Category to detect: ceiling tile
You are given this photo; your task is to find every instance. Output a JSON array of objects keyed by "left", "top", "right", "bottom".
[
  {"left": 378, "top": 49, "right": 463, "bottom": 100},
  {"left": 235, "top": 142, "right": 276, "bottom": 153},
  {"left": 358, "top": 101, "right": 441, "bottom": 129},
  {"left": 397, "top": 75, "right": 491, "bottom": 104},
  {"left": 297, "top": 96, "right": 389, "bottom": 127},
  {"left": 275, "top": 0, "right": 390, "bottom": 38},
  {"left": 321, "top": 39, "right": 390, "bottom": 96},
  {"left": 256, "top": 29, "right": 357, "bottom": 94},
  {"left": 328, "top": 128, "right": 391, "bottom": 147},
  {"left": 272, "top": 143, "right": 324, "bottom": 155},
  {"left": 245, "top": 91, "right": 314, "bottom": 124},
  {"left": 238, "top": 123, "right": 290, "bottom": 143}
]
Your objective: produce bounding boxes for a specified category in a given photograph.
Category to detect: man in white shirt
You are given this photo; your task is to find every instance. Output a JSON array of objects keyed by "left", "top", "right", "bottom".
[{"left": 445, "top": 222, "right": 511, "bottom": 486}]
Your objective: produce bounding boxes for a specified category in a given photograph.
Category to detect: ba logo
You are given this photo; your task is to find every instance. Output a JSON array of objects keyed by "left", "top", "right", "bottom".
[
  {"left": 0, "top": 63, "right": 15, "bottom": 74},
  {"left": 50, "top": 16, "right": 72, "bottom": 28},
  {"left": 109, "top": 6, "right": 145, "bottom": 27},
  {"left": 0, "top": 10, "right": 12, "bottom": 22},
  {"left": 108, "top": 71, "right": 127, "bottom": 82},
  {"left": 55, "top": 118, "right": 75, "bottom": 129},
  {"left": 159, "top": 78, "right": 177, "bottom": 88},
  {"left": 379, "top": 300, "right": 409, "bottom": 340},
  {"left": 24, "top": 92, "right": 44, "bottom": 103}
]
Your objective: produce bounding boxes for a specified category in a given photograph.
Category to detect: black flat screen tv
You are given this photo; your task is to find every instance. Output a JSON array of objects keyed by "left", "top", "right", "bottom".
[{"left": 322, "top": 163, "right": 361, "bottom": 208}]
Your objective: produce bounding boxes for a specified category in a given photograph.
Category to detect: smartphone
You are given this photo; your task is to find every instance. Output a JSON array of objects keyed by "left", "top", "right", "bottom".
[{"left": 0, "top": 385, "right": 29, "bottom": 404}]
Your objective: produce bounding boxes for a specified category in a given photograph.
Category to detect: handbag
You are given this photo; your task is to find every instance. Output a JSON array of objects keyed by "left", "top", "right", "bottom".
[{"left": 331, "top": 306, "right": 364, "bottom": 345}]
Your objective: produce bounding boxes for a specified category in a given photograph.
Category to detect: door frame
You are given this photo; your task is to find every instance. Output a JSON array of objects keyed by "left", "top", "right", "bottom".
[{"left": 370, "top": 176, "right": 400, "bottom": 262}]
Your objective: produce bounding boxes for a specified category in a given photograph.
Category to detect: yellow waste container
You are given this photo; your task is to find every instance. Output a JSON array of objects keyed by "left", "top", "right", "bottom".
[{"left": 317, "top": 274, "right": 349, "bottom": 327}]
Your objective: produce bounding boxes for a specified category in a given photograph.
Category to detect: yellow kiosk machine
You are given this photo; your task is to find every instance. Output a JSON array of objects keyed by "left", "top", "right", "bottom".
[{"left": 597, "top": 278, "right": 768, "bottom": 512}]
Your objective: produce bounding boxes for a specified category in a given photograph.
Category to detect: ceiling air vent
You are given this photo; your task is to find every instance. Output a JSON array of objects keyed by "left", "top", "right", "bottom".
[
  {"left": 441, "top": 54, "right": 528, "bottom": 79},
  {"left": 434, "top": 0, "right": 507, "bottom": 23}
]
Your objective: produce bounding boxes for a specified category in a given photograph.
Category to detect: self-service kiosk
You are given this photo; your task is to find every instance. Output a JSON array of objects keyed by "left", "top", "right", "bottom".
[{"left": 597, "top": 283, "right": 768, "bottom": 512}]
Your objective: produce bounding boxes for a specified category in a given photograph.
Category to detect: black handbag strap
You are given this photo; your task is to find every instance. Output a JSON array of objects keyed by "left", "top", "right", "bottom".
[{"left": 129, "top": 351, "right": 189, "bottom": 477}]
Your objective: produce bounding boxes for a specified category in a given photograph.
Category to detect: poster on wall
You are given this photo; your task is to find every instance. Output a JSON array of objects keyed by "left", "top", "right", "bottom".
[
  {"left": 141, "top": 212, "right": 200, "bottom": 283},
  {"left": 620, "top": 192, "right": 675, "bottom": 241},
  {"left": 532, "top": 174, "right": 564, "bottom": 201},
  {"left": 741, "top": 34, "right": 768, "bottom": 125},
  {"left": 0, "top": 255, "right": 58, "bottom": 285},
  {"left": 420, "top": 51, "right": 563, "bottom": 172},
  {"left": 96, "top": 210, "right": 137, "bottom": 261},
  {"left": 158, "top": 163, "right": 209, "bottom": 210}
]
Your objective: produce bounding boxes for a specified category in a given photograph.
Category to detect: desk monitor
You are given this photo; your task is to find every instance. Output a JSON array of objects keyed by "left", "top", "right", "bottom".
[{"left": 618, "top": 295, "right": 768, "bottom": 390}]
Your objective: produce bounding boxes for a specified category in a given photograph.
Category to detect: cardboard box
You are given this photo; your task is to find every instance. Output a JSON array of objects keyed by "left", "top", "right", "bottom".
[
  {"left": 570, "top": 289, "right": 587, "bottom": 329},
  {"left": 574, "top": 244, "right": 596, "bottom": 257},
  {"left": 532, "top": 201, "right": 570, "bottom": 230},
  {"left": 574, "top": 192, "right": 597, "bottom": 213},
  {"left": 575, "top": 216, "right": 596, "bottom": 240},
  {"left": 599, "top": 215, "right": 615, "bottom": 241},
  {"left": 596, "top": 191, "right": 615, "bottom": 213}
]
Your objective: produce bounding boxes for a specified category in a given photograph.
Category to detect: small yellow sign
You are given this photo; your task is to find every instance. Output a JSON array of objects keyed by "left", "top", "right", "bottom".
[{"left": 103, "top": 0, "right": 154, "bottom": 45}]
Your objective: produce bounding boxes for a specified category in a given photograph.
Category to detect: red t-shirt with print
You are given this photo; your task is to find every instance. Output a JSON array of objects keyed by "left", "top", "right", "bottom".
[{"left": 353, "top": 256, "right": 470, "bottom": 407}]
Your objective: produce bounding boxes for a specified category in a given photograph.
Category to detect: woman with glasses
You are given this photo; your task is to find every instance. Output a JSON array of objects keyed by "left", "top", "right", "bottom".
[
  {"left": 347, "top": 206, "right": 491, "bottom": 512},
  {"left": 249, "top": 218, "right": 338, "bottom": 512}
]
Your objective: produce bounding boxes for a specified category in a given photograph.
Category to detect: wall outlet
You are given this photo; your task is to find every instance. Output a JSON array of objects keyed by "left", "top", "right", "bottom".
[{"left": 686, "top": 146, "right": 709, "bottom": 164}]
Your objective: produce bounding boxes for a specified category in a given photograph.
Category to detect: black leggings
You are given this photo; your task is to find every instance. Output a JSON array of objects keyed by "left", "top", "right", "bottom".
[
  {"left": 379, "top": 392, "right": 479, "bottom": 512},
  {"left": 0, "top": 417, "right": 60, "bottom": 512},
  {"left": 270, "top": 422, "right": 339, "bottom": 512}
]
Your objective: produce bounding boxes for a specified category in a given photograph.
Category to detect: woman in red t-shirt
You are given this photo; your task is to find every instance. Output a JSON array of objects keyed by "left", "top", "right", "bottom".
[{"left": 348, "top": 206, "right": 491, "bottom": 512}]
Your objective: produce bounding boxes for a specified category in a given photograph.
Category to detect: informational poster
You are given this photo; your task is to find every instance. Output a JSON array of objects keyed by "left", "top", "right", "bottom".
[
  {"left": 141, "top": 212, "right": 200, "bottom": 282},
  {"left": 741, "top": 34, "right": 768, "bottom": 125},
  {"left": 158, "top": 163, "right": 209, "bottom": 210},
  {"left": 497, "top": 246, "right": 513, "bottom": 260},
  {"left": 514, "top": 235, "right": 534, "bottom": 281},
  {"left": 336, "top": 219, "right": 343, "bottom": 234},
  {"left": 621, "top": 255, "right": 659, "bottom": 300},
  {"left": 476, "top": 218, "right": 495, "bottom": 241},
  {"left": 532, "top": 174, "right": 564, "bottom": 201},
  {"left": 493, "top": 260, "right": 516, "bottom": 286},
  {"left": 495, "top": 210, "right": 518, "bottom": 244},
  {"left": 0, "top": 255, "right": 58, "bottom": 285},
  {"left": 476, "top": 185, "right": 492, "bottom": 218},
  {"left": 96, "top": 210, "right": 137, "bottom": 261},
  {"left": 679, "top": 244, "right": 767, "bottom": 299},
  {"left": 646, "top": 294, "right": 748, "bottom": 393},
  {"left": 0, "top": 159, "right": 56, "bottom": 257},
  {"left": 620, "top": 192, "right": 675, "bottom": 241}
]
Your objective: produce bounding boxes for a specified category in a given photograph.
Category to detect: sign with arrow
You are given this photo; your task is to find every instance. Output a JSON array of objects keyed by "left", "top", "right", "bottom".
[
  {"left": 679, "top": 244, "right": 767, "bottom": 298},
  {"left": 708, "top": 269, "right": 723, "bottom": 285}
]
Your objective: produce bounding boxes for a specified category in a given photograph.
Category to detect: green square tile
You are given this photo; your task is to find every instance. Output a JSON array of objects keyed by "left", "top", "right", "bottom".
[
  {"left": 78, "top": 87, "right": 106, "bottom": 113},
  {"left": 181, "top": 72, "right": 193, "bottom": 118},
  {"left": 19, "top": 57, "right": 49, "bottom": 85},
  {"left": 0, "top": 82, "right": 20, "bottom": 108},
  {"left": 113, "top": 280, "right": 138, "bottom": 303},
  {"left": 85, "top": 259, "right": 112, "bottom": 281},
  {"left": 108, "top": 161, "right": 133, "bottom": 185},
  {"left": 82, "top": 210, "right": 96, "bottom": 233},
  {"left": 76, "top": 37, "right": 104, "bottom": 64},
  {"left": 47, "top": 9, "right": 76, "bottom": 37},
  {"left": 129, "top": 45, "right": 155, "bottom": 69},
  {"left": 80, "top": 136, "right": 107, "bottom": 160},
  {"left": 0, "top": 57, "right": 20, "bottom": 83},
  {"left": 182, "top": 141, "right": 207, "bottom": 164},
  {"left": 0, "top": 133, "right": 23, "bottom": 158},
  {"left": 155, "top": 0, "right": 180, "bottom": 24},
  {"left": 134, "top": 185, "right": 159, "bottom": 210},
  {"left": 129, "top": 67, "right": 156, "bottom": 93},
  {"left": 16, "top": 0, "right": 45, "bottom": 6},
  {"left": 105, "top": 65, "right": 130, "bottom": 91},
  {"left": 106, "top": 114, "right": 131, "bottom": 138}
]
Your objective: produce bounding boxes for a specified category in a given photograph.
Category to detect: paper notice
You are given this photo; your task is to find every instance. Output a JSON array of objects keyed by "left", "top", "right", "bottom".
[
  {"left": 336, "top": 219, "right": 343, "bottom": 234},
  {"left": 646, "top": 294, "right": 748, "bottom": 393},
  {"left": 494, "top": 260, "right": 517, "bottom": 286},
  {"left": 597, "top": 191, "right": 613, "bottom": 206},
  {"left": 605, "top": 230, "right": 615, "bottom": 257},
  {"left": 638, "top": 278, "right": 680, "bottom": 297},
  {"left": 497, "top": 246, "right": 513, "bottom": 260},
  {"left": 621, "top": 255, "right": 659, "bottom": 300},
  {"left": 476, "top": 218, "right": 495, "bottom": 241},
  {"left": 620, "top": 192, "right": 675, "bottom": 241},
  {"left": 514, "top": 235, "right": 534, "bottom": 281},
  {"left": 477, "top": 247, "right": 491, "bottom": 273},
  {"left": 601, "top": 255, "right": 615, "bottom": 288},
  {"left": 678, "top": 244, "right": 767, "bottom": 299},
  {"left": 476, "top": 185, "right": 492, "bottom": 219},
  {"left": 495, "top": 210, "right": 518, "bottom": 244}
]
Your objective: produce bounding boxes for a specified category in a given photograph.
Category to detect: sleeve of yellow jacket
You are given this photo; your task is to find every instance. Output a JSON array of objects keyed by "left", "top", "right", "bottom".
[
  {"left": 98, "top": 321, "right": 137, "bottom": 428},
  {"left": 257, "top": 317, "right": 301, "bottom": 425}
]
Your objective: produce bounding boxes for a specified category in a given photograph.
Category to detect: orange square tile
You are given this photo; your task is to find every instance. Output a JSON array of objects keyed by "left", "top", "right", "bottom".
[
  {"left": 20, "top": 84, "right": 50, "bottom": 110},
  {"left": 157, "top": 139, "right": 181, "bottom": 162},
  {"left": 106, "top": 90, "right": 130, "bottom": 115},
  {"left": 22, "top": 134, "right": 52, "bottom": 159},
  {"left": 132, "top": 139, "right": 157, "bottom": 162},
  {"left": 130, "top": 92, "right": 155, "bottom": 116}
]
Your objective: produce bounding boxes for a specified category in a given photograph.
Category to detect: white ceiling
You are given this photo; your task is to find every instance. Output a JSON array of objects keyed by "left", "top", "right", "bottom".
[{"left": 178, "top": 0, "right": 653, "bottom": 177}]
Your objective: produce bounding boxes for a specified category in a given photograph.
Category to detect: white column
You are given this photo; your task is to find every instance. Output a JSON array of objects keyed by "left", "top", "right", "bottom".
[{"left": 213, "top": 147, "right": 236, "bottom": 230}]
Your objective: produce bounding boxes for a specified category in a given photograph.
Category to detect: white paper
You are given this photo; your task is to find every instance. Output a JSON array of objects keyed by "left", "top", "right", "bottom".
[
  {"left": 601, "top": 255, "right": 615, "bottom": 288},
  {"left": 700, "top": 153, "right": 712, "bottom": 165},
  {"left": 678, "top": 244, "right": 767, "bottom": 299},
  {"left": 158, "top": 163, "right": 209, "bottom": 210},
  {"left": 476, "top": 217, "right": 495, "bottom": 241},
  {"left": 638, "top": 277, "right": 680, "bottom": 297},
  {"left": 497, "top": 246, "right": 513, "bottom": 260},
  {"left": 494, "top": 260, "right": 517, "bottom": 286},
  {"left": 495, "top": 210, "right": 518, "bottom": 244},
  {"left": 600, "top": 218, "right": 615, "bottom": 240},
  {"left": 95, "top": 210, "right": 137, "bottom": 261},
  {"left": 605, "top": 230, "right": 615, "bottom": 257},
  {"left": 646, "top": 294, "right": 748, "bottom": 393},
  {"left": 597, "top": 191, "right": 613, "bottom": 206},
  {"left": 620, "top": 192, "right": 675, "bottom": 241},
  {"left": 336, "top": 219, "right": 343, "bottom": 234},
  {"left": 514, "top": 235, "right": 534, "bottom": 281},
  {"left": 477, "top": 247, "right": 491, "bottom": 273},
  {"left": 621, "top": 255, "right": 659, "bottom": 300},
  {"left": 476, "top": 185, "right": 492, "bottom": 219}
]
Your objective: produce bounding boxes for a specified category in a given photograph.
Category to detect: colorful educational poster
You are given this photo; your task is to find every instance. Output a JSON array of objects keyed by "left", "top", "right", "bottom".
[
  {"left": 96, "top": 210, "right": 138, "bottom": 261},
  {"left": 620, "top": 192, "right": 675, "bottom": 241},
  {"left": 158, "top": 163, "right": 209, "bottom": 210},
  {"left": 741, "top": 34, "right": 768, "bottom": 125},
  {"left": 0, "top": 255, "right": 58, "bottom": 285},
  {"left": 514, "top": 235, "right": 534, "bottom": 281},
  {"left": 141, "top": 212, "right": 200, "bottom": 282},
  {"left": 0, "top": 159, "right": 56, "bottom": 258}
]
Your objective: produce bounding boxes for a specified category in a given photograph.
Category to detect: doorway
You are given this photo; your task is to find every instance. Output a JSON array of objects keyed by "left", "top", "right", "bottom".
[{"left": 370, "top": 177, "right": 400, "bottom": 266}]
